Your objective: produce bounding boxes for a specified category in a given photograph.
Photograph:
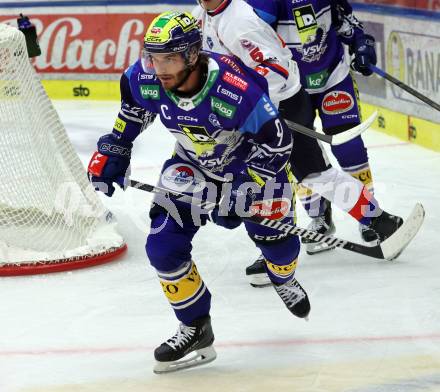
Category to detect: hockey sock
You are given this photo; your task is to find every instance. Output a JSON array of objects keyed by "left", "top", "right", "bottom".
[
  {"left": 157, "top": 260, "right": 211, "bottom": 325},
  {"left": 343, "top": 162, "right": 374, "bottom": 194},
  {"left": 264, "top": 258, "right": 298, "bottom": 285}
]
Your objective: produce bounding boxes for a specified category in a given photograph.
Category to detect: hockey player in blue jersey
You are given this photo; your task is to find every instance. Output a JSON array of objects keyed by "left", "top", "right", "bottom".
[
  {"left": 246, "top": 0, "right": 382, "bottom": 243},
  {"left": 87, "top": 11, "right": 311, "bottom": 373},
  {"left": 195, "top": 0, "right": 404, "bottom": 287}
]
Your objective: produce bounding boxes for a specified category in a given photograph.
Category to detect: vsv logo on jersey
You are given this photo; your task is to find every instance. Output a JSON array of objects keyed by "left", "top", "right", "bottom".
[
  {"left": 140, "top": 85, "right": 160, "bottom": 100},
  {"left": 211, "top": 97, "right": 236, "bottom": 119},
  {"left": 296, "top": 26, "right": 328, "bottom": 63},
  {"left": 179, "top": 124, "right": 216, "bottom": 157},
  {"left": 293, "top": 5, "right": 328, "bottom": 63}
]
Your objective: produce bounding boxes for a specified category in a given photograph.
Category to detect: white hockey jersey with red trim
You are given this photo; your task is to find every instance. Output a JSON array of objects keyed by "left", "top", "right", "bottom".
[{"left": 192, "top": 0, "right": 301, "bottom": 106}]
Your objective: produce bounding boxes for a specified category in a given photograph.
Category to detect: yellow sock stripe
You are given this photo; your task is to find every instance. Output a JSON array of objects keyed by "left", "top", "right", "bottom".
[
  {"left": 265, "top": 258, "right": 298, "bottom": 279},
  {"left": 159, "top": 261, "right": 205, "bottom": 308},
  {"left": 348, "top": 167, "right": 374, "bottom": 189}
]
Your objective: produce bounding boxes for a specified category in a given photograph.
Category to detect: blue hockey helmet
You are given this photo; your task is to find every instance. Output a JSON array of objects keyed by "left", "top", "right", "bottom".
[{"left": 143, "top": 11, "right": 202, "bottom": 57}]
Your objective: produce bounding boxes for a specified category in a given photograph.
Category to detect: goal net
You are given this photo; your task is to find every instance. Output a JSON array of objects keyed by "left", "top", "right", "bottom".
[{"left": 0, "top": 23, "right": 127, "bottom": 276}]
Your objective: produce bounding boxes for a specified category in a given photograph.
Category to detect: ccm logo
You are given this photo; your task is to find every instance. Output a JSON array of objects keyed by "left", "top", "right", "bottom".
[
  {"left": 100, "top": 143, "right": 130, "bottom": 156},
  {"left": 177, "top": 115, "right": 198, "bottom": 122}
]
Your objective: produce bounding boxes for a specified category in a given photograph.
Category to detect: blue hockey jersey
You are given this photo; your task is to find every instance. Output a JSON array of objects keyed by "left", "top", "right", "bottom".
[{"left": 110, "top": 52, "right": 293, "bottom": 182}]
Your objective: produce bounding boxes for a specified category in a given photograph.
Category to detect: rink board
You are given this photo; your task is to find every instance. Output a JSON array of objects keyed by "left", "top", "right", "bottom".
[{"left": 40, "top": 79, "right": 440, "bottom": 153}]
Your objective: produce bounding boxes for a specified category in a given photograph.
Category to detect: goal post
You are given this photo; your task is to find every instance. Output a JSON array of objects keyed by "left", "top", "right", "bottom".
[{"left": 0, "top": 23, "right": 127, "bottom": 276}]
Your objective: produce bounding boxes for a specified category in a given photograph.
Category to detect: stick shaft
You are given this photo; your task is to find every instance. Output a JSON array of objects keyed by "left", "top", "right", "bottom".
[
  {"left": 371, "top": 65, "right": 440, "bottom": 112},
  {"left": 128, "top": 179, "right": 384, "bottom": 259}
]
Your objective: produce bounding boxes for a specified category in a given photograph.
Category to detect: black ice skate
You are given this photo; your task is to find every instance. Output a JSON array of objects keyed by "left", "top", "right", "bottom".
[
  {"left": 153, "top": 315, "right": 216, "bottom": 374},
  {"left": 245, "top": 254, "right": 271, "bottom": 288},
  {"left": 274, "top": 277, "right": 310, "bottom": 319},
  {"left": 302, "top": 200, "right": 336, "bottom": 255},
  {"left": 367, "top": 210, "right": 404, "bottom": 242}
]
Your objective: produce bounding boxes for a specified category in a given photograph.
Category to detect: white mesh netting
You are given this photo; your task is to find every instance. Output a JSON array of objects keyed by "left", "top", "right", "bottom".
[{"left": 0, "top": 23, "right": 126, "bottom": 274}]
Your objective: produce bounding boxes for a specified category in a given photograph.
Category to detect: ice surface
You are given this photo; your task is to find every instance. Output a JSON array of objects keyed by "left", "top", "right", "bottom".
[{"left": 1, "top": 100, "right": 439, "bottom": 392}]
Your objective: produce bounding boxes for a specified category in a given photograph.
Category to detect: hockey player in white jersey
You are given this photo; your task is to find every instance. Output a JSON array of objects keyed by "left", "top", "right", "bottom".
[
  {"left": 193, "top": 0, "right": 301, "bottom": 106},
  {"left": 194, "top": 0, "right": 404, "bottom": 287}
]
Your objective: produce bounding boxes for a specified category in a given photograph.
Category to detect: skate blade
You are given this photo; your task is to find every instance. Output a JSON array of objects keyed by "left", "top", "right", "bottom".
[
  {"left": 153, "top": 346, "right": 217, "bottom": 374},
  {"left": 306, "top": 241, "right": 337, "bottom": 255},
  {"left": 249, "top": 274, "right": 272, "bottom": 288}
]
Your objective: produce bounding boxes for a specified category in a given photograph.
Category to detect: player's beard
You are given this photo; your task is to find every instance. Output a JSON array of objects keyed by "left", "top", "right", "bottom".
[{"left": 158, "top": 67, "right": 191, "bottom": 92}]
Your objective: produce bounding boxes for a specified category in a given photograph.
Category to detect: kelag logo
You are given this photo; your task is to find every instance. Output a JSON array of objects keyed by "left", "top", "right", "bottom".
[
  {"left": 140, "top": 85, "right": 160, "bottom": 100},
  {"left": 306, "top": 69, "right": 329, "bottom": 89},
  {"left": 211, "top": 97, "right": 236, "bottom": 119},
  {"left": 73, "top": 84, "right": 90, "bottom": 97}
]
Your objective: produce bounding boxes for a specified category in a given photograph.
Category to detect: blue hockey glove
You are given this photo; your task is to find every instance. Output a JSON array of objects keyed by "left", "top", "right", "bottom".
[
  {"left": 209, "top": 173, "right": 259, "bottom": 229},
  {"left": 351, "top": 34, "right": 377, "bottom": 76},
  {"left": 87, "top": 134, "right": 132, "bottom": 197}
]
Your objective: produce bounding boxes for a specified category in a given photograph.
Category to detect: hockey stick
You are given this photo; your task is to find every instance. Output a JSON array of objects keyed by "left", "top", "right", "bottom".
[
  {"left": 371, "top": 65, "right": 440, "bottom": 113},
  {"left": 128, "top": 179, "right": 424, "bottom": 261},
  {"left": 285, "top": 110, "right": 377, "bottom": 145}
]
